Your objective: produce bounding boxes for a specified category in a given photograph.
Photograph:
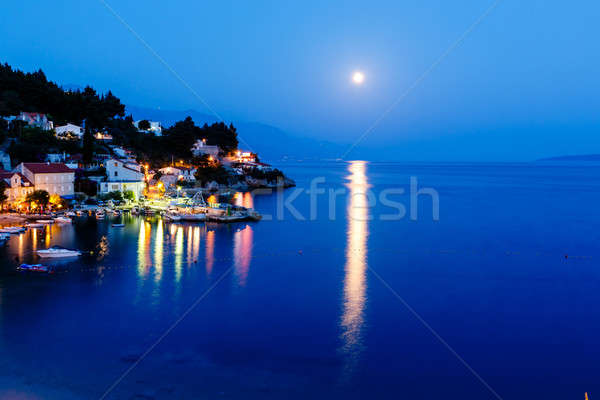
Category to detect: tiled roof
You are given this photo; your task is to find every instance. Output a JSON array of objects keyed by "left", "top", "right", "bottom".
[
  {"left": 0, "top": 171, "right": 32, "bottom": 185},
  {"left": 22, "top": 163, "right": 74, "bottom": 174}
]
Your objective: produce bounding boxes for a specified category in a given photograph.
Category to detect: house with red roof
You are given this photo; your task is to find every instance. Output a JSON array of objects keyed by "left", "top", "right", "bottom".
[
  {"left": 14, "top": 162, "right": 75, "bottom": 197},
  {"left": 11, "top": 112, "right": 54, "bottom": 131},
  {"left": 0, "top": 170, "right": 34, "bottom": 203}
]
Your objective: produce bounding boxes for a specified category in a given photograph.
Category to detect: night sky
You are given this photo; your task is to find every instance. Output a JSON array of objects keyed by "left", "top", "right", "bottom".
[{"left": 1, "top": 0, "right": 599, "bottom": 160}]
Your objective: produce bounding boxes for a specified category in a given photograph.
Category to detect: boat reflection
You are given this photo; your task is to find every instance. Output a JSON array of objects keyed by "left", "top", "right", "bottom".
[{"left": 340, "top": 161, "right": 370, "bottom": 378}]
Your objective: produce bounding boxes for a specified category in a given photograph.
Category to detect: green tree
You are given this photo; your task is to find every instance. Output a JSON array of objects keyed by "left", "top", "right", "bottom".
[
  {"left": 123, "top": 190, "right": 135, "bottom": 201},
  {"left": 137, "top": 120, "right": 151, "bottom": 131},
  {"left": 82, "top": 126, "right": 94, "bottom": 163},
  {"left": 0, "top": 180, "right": 8, "bottom": 205},
  {"left": 194, "top": 164, "right": 231, "bottom": 186},
  {"left": 26, "top": 190, "right": 50, "bottom": 211}
]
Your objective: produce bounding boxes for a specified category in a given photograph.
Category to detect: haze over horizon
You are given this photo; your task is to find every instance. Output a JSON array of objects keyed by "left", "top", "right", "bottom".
[{"left": 1, "top": 1, "right": 599, "bottom": 161}]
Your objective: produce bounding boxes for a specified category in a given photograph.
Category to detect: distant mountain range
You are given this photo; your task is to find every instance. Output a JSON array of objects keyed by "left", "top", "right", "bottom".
[
  {"left": 537, "top": 154, "right": 600, "bottom": 161},
  {"left": 126, "top": 105, "right": 345, "bottom": 163}
]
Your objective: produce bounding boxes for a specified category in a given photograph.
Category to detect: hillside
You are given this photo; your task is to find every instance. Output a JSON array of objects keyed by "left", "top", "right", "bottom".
[{"left": 126, "top": 105, "right": 345, "bottom": 162}]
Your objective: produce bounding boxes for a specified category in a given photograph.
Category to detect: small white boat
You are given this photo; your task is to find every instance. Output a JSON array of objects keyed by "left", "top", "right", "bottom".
[
  {"left": 96, "top": 212, "right": 105, "bottom": 219},
  {"left": 112, "top": 223, "right": 125, "bottom": 227},
  {"left": 210, "top": 213, "right": 248, "bottom": 223},
  {"left": 247, "top": 210, "right": 262, "bottom": 221},
  {"left": 163, "top": 212, "right": 182, "bottom": 221},
  {"left": 179, "top": 213, "right": 207, "bottom": 222},
  {"left": 76, "top": 210, "right": 85, "bottom": 216},
  {"left": 26, "top": 223, "right": 45, "bottom": 228},
  {"left": 66, "top": 211, "right": 77, "bottom": 217},
  {"left": 36, "top": 219, "right": 54, "bottom": 224},
  {"left": 0, "top": 226, "right": 26, "bottom": 234},
  {"left": 37, "top": 246, "right": 82, "bottom": 258},
  {"left": 54, "top": 217, "right": 72, "bottom": 224},
  {"left": 0, "top": 232, "right": 11, "bottom": 242}
]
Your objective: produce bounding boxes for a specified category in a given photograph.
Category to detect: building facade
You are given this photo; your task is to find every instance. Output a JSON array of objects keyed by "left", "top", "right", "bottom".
[
  {"left": 15, "top": 163, "right": 75, "bottom": 197},
  {"left": 158, "top": 166, "right": 197, "bottom": 182},
  {"left": 99, "top": 158, "right": 145, "bottom": 199},
  {"left": 0, "top": 171, "right": 34, "bottom": 203},
  {"left": 191, "top": 139, "right": 220, "bottom": 157},
  {"left": 10, "top": 112, "right": 54, "bottom": 131},
  {"left": 55, "top": 123, "right": 83, "bottom": 139}
]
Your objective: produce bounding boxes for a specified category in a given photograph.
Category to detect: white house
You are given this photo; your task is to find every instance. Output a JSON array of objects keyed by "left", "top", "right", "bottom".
[
  {"left": 99, "top": 158, "right": 145, "bottom": 199},
  {"left": 134, "top": 120, "right": 162, "bottom": 136},
  {"left": 15, "top": 163, "right": 75, "bottom": 198},
  {"left": 158, "top": 166, "right": 196, "bottom": 182},
  {"left": 55, "top": 123, "right": 83, "bottom": 139},
  {"left": 109, "top": 145, "right": 135, "bottom": 161},
  {"left": 191, "top": 139, "right": 220, "bottom": 157},
  {"left": 46, "top": 153, "right": 67, "bottom": 163},
  {"left": 9, "top": 112, "right": 54, "bottom": 131}
]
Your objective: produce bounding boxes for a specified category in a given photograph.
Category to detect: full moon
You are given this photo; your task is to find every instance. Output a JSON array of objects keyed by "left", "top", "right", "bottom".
[{"left": 352, "top": 71, "right": 365, "bottom": 85}]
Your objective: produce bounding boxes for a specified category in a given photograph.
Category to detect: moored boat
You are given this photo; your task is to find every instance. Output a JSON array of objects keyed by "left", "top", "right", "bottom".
[
  {"left": 36, "top": 246, "right": 82, "bottom": 258},
  {"left": 54, "top": 216, "right": 72, "bottom": 224},
  {"left": 26, "top": 223, "right": 45, "bottom": 228},
  {"left": 209, "top": 212, "right": 248, "bottom": 223},
  {"left": 163, "top": 212, "right": 182, "bottom": 221},
  {"left": 36, "top": 219, "right": 54, "bottom": 224},
  {"left": 17, "top": 264, "right": 54, "bottom": 273},
  {"left": 0, "top": 226, "right": 27, "bottom": 234},
  {"left": 179, "top": 212, "right": 207, "bottom": 222}
]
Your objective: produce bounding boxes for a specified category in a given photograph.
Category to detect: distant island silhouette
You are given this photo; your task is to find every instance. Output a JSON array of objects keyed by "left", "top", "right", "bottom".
[{"left": 538, "top": 154, "right": 600, "bottom": 161}]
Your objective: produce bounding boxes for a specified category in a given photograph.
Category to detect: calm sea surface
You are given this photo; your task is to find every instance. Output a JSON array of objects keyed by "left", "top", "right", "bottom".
[{"left": 1, "top": 161, "right": 599, "bottom": 399}]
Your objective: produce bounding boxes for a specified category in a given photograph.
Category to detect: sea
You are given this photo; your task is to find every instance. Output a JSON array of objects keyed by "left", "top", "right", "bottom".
[{"left": 0, "top": 161, "right": 599, "bottom": 399}]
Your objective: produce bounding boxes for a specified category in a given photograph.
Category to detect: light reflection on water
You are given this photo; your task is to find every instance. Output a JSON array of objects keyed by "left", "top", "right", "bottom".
[
  {"left": 205, "top": 229, "right": 215, "bottom": 275},
  {"left": 233, "top": 225, "right": 253, "bottom": 287},
  {"left": 153, "top": 219, "right": 163, "bottom": 284},
  {"left": 234, "top": 191, "right": 254, "bottom": 209},
  {"left": 129, "top": 218, "right": 252, "bottom": 288},
  {"left": 340, "top": 161, "right": 370, "bottom": 378},
  {"left": 174, "top": 226, "right": 184, "bottom": 284}
]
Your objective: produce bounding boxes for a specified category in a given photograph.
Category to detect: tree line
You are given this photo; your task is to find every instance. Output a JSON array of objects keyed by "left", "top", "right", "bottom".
[{"left": 0, "top": 63, "right": 240, "bottom": 166}]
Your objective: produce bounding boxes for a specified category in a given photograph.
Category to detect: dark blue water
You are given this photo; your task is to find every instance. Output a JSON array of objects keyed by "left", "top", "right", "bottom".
[{"left": 1, "top": 161, "right": 599, "bottom": 399}]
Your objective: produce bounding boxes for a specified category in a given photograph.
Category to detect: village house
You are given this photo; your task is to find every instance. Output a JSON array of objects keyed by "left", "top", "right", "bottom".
[
  {"left": 109, "top": 145, "right": 136, "bottom": 161},
  {"left": 158, "top": 166, "right": 196, "bottom": 188},
  {"left": 55, "top": 123, "right": 83, "bottom": 139},
  {"left": 191, "top": 139, "right": 220, "bottom": 158},
  {"left": 8, "top": 112, "right": 54, "bottom": 131},
  {"left": 14, "top": 162, "right": 75, "bottom": 197},
  {"left": 158, "top": 166, "right": 196, "bottom": 182},
  {"left": 99, "top": 158, "right": 145, "bottom": 199},
  {"left": 134, "top": 120, "right": 162, "bottom": 136},
  {"left": 0, "top": 170, "right": 34, "bottom": 204},
  {"left": 95, "top": 131, "right": 113, "bottom": 142}
]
